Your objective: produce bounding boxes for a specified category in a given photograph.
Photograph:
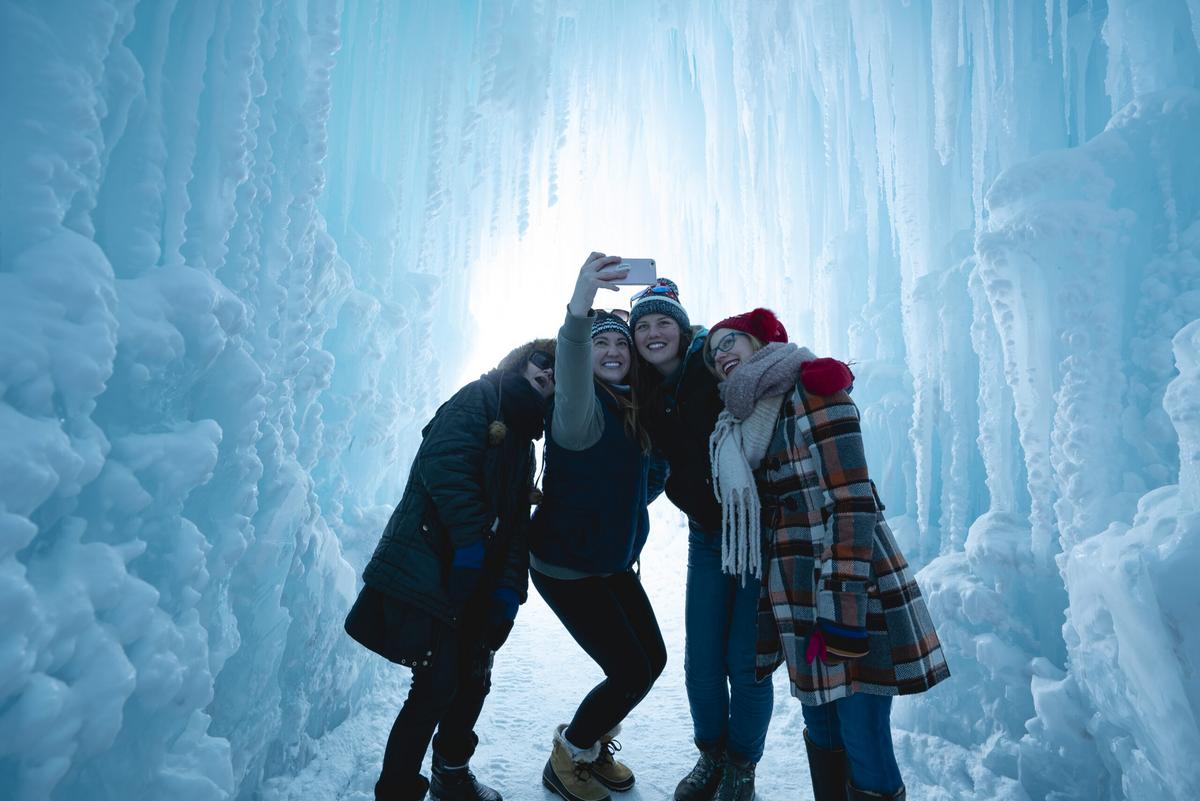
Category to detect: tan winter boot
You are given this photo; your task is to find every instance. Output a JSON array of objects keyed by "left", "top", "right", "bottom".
[
  {"left": 542, "top": 724, "right": 611, "bottom": 801},
  {"left": 591, "top": 724, "right": 635, "bottom": 791}
]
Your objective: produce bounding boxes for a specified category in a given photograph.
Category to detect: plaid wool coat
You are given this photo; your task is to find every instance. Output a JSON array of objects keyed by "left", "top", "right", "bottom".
[{"left": 753, "top": 384, "right": 950, "bottom": 705}]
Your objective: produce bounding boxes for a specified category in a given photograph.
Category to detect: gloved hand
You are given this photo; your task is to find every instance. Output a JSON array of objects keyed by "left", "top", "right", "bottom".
[
  {"left": 806, "top": 621, "right": 869, "bottom": 664},
  {"left": 483, "top": 587, "right": 520, "bottom": 651},
  {"left": 800, "top": 358, "right": 855, "bottom": 395},
  {"left": 805, "top": 628, "right": 829, "bottom": 664},
  {"left": 447, "top": 542, "right": 485, "bottom": 611}
]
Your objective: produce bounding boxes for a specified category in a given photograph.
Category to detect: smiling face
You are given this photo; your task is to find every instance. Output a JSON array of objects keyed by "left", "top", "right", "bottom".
[
  {"left": 592, "top": 332, "right": 631, "bottom": 384},
  {"left": 633, "top": 313, "right": 683, "bottom": 375},
  {"left": 523, "top": 356, "right": 555, "bottom": 398},
  {"left": 708, "top": 327, "right": 759, "bottom": 380}
]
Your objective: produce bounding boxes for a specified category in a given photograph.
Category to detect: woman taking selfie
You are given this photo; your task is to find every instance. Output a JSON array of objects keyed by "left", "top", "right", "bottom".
[
  {"left": 705, "top": 308, "right": 950, "bottom": 801},
  {"left": 531, "top": 253, "right": 667, "bottom": 801},
  {"left": 347, "top": 338, "right": 556, "bottom": 801}
]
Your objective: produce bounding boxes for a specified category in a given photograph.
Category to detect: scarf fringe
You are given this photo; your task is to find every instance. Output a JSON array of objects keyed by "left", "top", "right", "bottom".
[
  {"left": 720, "top": 486, "right": 761, "bottom": 584},
  {"left": 710, "top": 410, "right": 767, "bottom": 585}
]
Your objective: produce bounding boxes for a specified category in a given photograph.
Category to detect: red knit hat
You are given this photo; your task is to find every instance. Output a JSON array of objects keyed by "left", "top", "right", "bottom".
[
  {"left": 709, "top": 308, "right": 789, "bottom": 345},
  {"left": 707, "top": 308, "right": 855, "bottom": 395}
]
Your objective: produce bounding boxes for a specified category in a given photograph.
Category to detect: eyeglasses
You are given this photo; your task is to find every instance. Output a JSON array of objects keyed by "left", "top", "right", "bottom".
[
  {"left": 704, "top": 330, "right": 749, "bottom": 367},
  {"left": 528, "top": 351, "right": 554, "bottom": 372}
]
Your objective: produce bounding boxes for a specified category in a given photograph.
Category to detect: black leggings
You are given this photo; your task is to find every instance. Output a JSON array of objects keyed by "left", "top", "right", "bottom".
[{"left": 531, "top": 568, "right": 667, "bottom": 748}]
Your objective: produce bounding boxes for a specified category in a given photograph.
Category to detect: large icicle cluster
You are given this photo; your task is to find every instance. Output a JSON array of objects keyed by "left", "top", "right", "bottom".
[
  {"left": 0, "top": 2, "right": 428, "bottom": 800},
  {"left": 2, "top": 1, "right": 1199, "bottom": 800}
]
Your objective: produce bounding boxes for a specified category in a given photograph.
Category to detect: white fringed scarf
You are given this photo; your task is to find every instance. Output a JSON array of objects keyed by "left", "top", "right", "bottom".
[{"left": 709, "top": 343, "right": 815, "bottom": 583}]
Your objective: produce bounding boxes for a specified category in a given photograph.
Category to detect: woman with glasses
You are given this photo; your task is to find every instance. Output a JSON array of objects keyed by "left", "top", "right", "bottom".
[
  {"left": 347, "top": 338, "right": 556, "bottom": 801},
  {"left": 705, "top": 308, "right": 949, "bottom": 801},
  {"left": 532, "top": 253, "right": 667, "bottom": 801},
  {"left": 628, "top": 281, "right": 853, "bottom": 801}
]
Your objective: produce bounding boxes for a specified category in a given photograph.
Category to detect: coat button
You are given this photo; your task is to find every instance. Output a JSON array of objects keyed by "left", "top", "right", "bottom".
[{"left": 421, "top": 524, "right": 429, "bottom": 531}]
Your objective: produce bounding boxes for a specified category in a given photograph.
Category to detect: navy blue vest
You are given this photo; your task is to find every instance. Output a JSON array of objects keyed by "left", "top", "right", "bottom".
[{"left": 530, "top": 387, "right": 651, "bottom": 573}]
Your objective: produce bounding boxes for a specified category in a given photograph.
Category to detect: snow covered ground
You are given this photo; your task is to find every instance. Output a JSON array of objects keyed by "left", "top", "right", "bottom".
[{"left": 262, "top": 506, "right": 1000, "bottom": 801}]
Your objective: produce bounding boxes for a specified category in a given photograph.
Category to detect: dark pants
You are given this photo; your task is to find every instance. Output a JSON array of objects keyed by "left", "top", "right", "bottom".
[
  {"left": 531, "top": 568, "right": 667, "bottom": 748},
  {"left": 802, "top": 693, "right": 903, "bottom": 793},
  {"left": 376, "top": 616, "right": 493, "bottom": 798}
]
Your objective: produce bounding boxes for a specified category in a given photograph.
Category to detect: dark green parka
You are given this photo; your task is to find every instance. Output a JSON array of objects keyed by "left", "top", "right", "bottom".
[{"left": 361, "top": 340, "right": 552, "bottom": 627}]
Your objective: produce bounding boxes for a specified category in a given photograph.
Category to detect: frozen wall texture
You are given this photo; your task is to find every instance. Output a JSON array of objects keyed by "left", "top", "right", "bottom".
[{"left": 1, "top": 1, "right": 1198, "bottom": 800}]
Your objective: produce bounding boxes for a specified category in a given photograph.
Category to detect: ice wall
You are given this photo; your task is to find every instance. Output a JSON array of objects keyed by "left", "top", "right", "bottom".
[
  {"left": 0, "top": 1, "right": 421, "bottom": 799},
  {"left": 2, "top": 1, "right": 1199, "bottom": 800}
]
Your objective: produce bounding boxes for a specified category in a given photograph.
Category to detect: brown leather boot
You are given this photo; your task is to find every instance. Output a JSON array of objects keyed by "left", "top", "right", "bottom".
[
  {"left": 542, "top": 725, "right": 611, "bottom": 801},
  {"left": 591, "top": 724, "right": 635, "bottom": 791}
]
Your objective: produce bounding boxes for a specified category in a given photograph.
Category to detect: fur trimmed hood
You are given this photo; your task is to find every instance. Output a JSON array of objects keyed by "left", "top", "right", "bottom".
[{"left": 493, "top": 338, "right": 556, "bottom": 374}]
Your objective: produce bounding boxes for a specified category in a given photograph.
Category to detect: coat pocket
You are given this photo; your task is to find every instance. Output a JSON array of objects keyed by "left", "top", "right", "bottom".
[{"left": 344, "top": 585, "right": 442, "bottom": 668}]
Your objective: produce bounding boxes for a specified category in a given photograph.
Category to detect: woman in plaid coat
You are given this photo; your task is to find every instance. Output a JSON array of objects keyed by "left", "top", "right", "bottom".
[{"left": 704, "top": 308, "right": 949, "bottom": 801}]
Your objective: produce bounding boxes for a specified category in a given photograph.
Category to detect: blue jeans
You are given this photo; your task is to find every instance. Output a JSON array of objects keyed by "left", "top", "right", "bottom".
[
  {"left": 802, "top": 693, "right": 903, "bottom": 794},
  {"left": 684, "top": 526, "right": 774, "bottom": 763}
]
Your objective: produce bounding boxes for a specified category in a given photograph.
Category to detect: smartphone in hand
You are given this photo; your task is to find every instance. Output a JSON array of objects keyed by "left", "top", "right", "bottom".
[{"left": 602, "top": 258, "right": 656, "bottom": 285}]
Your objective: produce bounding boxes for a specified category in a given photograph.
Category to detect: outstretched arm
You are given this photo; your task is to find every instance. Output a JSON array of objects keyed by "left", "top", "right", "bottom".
[{"left": 551, "top": 252, "right": 628, "bottom": 450}]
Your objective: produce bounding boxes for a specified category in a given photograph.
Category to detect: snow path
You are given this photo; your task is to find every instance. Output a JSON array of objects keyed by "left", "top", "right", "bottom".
[{"left": 265, "top": 508, "right": 983, "bottom": 801}]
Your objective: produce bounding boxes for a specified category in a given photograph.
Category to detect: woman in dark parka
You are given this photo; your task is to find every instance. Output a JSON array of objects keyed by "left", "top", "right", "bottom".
[{"left": 347, "top": 339, "right": 556, "bottom": 801}]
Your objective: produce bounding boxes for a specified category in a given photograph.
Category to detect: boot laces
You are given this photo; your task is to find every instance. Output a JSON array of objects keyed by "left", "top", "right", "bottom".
[
  {"left": 719, "top": 761, "right": 754, "bottom": 799},
  {"left": 439, "top": 765, "right": 477, "bottom": 785},
  {"left": 571, "top": 761, "right": 594, "bottom": 783},
  {"left": 597, "top": 738, "right": 622, "bottom": 765},
  {"left": 684, "top": 752, "right": 720, "bottom": 787}
]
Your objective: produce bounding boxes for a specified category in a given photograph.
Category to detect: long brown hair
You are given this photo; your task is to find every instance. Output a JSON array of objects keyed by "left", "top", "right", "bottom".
[{"left": 596, "top": 374, "right": 653, "bottom": 453}]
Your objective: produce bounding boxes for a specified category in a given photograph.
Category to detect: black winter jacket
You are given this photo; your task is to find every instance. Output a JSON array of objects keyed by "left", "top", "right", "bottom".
[
  {"left": 641, "top": 331, "right": 724, "bottom": 533},
  {"left": 362, "top": 374, "right": 536, "bottom": 626}
]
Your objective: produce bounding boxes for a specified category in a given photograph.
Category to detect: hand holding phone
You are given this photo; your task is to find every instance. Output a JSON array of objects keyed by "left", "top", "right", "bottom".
[{"left": 569, "top": 252, "right": 627, "bottom": 316}]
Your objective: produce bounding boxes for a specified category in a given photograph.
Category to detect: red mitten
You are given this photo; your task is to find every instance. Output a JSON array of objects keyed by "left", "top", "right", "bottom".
[{"left": 800, "top": 358, "right": 854, "bottom": 396}]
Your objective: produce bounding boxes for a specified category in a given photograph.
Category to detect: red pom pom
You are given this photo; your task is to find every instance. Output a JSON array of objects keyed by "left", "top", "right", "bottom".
[
  {"left": 800, "top": 358, "right": 854, "bottom": 395},
  {"left": 747, "top": 308, "right": 787, "bottom": 343}
]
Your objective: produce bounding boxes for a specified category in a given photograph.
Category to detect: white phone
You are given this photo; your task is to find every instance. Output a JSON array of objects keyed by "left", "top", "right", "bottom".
[{"left": 608, "top": 258, "right": 657, "bottom": 286}]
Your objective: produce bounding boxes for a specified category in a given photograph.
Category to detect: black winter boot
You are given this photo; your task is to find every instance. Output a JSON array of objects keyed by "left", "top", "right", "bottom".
[
  {"left": 803, "top": 728, "right": 849, "bottom": 801},
  {"left": 847, "top": 783, "right": 906, "bottom": 800},
  {"left": 712, "top": 756, "right": 755, "bottom": 801},
  {"left": 430, "top": 754, "right": 502, "bottom": 801},
  {"left": 376, "top": 773, "right": 429, "bottom": 801},
  {"left": 673, "top": 744, "right": 724, "bottom": 801}
]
